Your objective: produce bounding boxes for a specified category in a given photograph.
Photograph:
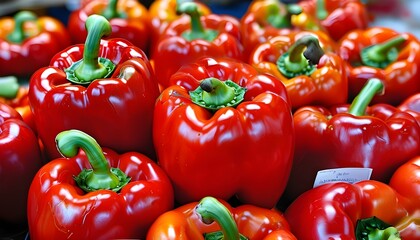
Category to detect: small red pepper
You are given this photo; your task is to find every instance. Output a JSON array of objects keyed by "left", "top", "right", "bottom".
[
  {"left": 147, "top": 196, "right": 297, "bottom": 240},
  {"left": 67, "top": 0, "right": 150, "bottom": 51},
  {"left": 151, "top": 2, "right": 244, "bottom": 90},
  {"left": 28, "top": 129, "right": 174, "bottom": 239},
  {"left": 0, "top": 11, "right": 71, "bottom": 77},
  {"left": 250, "top": 32, "right": 346, "bottom": 110},
  {"left": 29, "top": 15, "right": 160, "bottom": 161},
  {"left": 148, "top": 0, "right": 212, "bottom": 54},
  {"left": 284, "top": 156, "right": 420, "bottom": 240},
  {"left": 295, "top": 0, "right": 370, "bottom": 41},
  {"left": 398, "top": 93, "right": 420, "bottom": 126},
  {"left": 154, "top": 57, "right": 294, "bottom": 208},
  {"left": 0, "top": 102, "right": 43, "bottom": 225},
  {"left": 283, "top": 78, "right": 420, "bottom": 203},
  {"left": 338, "top": 27, "right": 420, "bottom": 106}
]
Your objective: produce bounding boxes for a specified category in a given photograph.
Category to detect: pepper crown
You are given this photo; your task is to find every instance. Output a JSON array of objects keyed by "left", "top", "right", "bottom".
[
  {"left": 102, "top": 0, "right": 126, "bottom": 19},
  {"left": 7, "top": 11, "right": 37, "bottom": 44},
  {"left": 266, "top": 2, "right": 302, "bottom": 29},
  {"left": 190, "top": 78, "right": 246, "bottom": 111},
  {"left": 65, "top": 14, "right": 116, "bottom": 84},
  {"left": 56, "top": 129, "right": 131, "bottom": 193},
  {"left": 277, "top": 34, "right": 324, "bottom": 78},
  {"left": 355, "top": 216, "right": 401, "bottom": 240},
  {"left": 177, "top": 1, "right": 218, "bottom": 42},
  {"left": 360, "top": 36, "right": 406, "bottom": 69},
  {"left": 196, "top": 197, "right": 248, "bottom": 240}
]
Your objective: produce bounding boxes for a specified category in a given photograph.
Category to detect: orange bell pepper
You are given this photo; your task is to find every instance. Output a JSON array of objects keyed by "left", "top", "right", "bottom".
[
  {"left": 147, "top": 196, "right": 297, "bottom": 240},
  {"left": 249, "top": 32, "right": 347, "bottom": 110}
]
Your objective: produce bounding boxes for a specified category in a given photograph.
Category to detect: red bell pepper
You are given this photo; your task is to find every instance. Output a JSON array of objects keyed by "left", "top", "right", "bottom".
[
  {"left": 284, "top": 156, "right": 420, "bottom": 240},
  {"left": 29, "top": 15, "right": 160, "bottom": 161},
  {"left": 283, "top": 78, "right": 420, "bottom": 203},
  {"left": 147, "top": 196, "right": 297, "bottom": 240},
  {"left": 154, "top": 56, "right": 294, "bottom": 208},
  {"left": 67, "top": 0, "right": 150, "bottom": 51},
  {"left": 0, "top": 102, "right": 43, "bottom": 225},
  {"left": 0, "top": 11, "right": 71, "bottom": 77},
  {"left": 151, "top": 1, "right": 244, "bottom": 90},
  {"left": 337, "top": 27, "right": 420, "bottom": 106},
  {"left": 398, "top": 93, "right": 420, "bottom": 126},
  {"left": 148, "top": 0, "right": 212, "bottom": 54},
  {"left": 28, "top": 129, "right": 174, "bottom": 239},
  {"left": 295, "top": 0, "right": 370, "bottom": 41},
  {"left": 240, "top": 0, "right": 303, "bottom": 58},
  {"left": 0, "top": 76, "right": 36, "bottom": 132},
  {"left": 250, "top": 32, "right": 346, "bottom": 110}
]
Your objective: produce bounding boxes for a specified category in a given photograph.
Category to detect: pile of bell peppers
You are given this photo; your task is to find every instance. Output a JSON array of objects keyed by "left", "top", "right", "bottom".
[{"left": 0, "top": 0, "right": 419, "bottom": 239}]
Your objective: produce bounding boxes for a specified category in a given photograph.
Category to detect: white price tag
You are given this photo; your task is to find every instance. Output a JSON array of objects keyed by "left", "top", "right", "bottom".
[{"left": 313, "top": 168, "right": 373, "bottom": 188}]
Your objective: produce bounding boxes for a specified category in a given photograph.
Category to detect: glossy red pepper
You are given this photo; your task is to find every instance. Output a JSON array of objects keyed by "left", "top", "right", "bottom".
[
  {"left": 0, "top": 102, "right": 43, "bottom": 225},
  {"left": 148, "top": 0, "right": 212, "bottom": 54},
  {"left": 250, "top": 32, "right": 346, "bottom": 110},
  {"left": 154, "top": 56, "right": 294, "bottom": 208},
  {"left": 398, "top": 93, "right": 420, "bottom": 126},
  {"left": 147, "top": 196, "right": 297, "bottom": 240},
  {"left": 0, "top": 11, "right": 71, "bottom": 77},
  {"left": 338, "top": 27, "right": 420, "bottom": 106},
  {"left": 151, "top": 2, "right": 244, "bottom": 90},
  {"left": 240, "top": 0, "right": 303, "bottom": 58},
  {"left": 29, "top": 15, "right": 160, "bottom": 161},
  {"left": 284, "top": 156, "right": 420, "bottom": 240},
  {"left": 0, "top": 76, "right": 36, "bottom": 132},
  {"left": 294, "top": 0, "right": 370, "bottom": 41},
  {"left": 283, "top": 78, "right": 420, "bottom": 203},
  {"left": 67, "top": 0, "right": 150, "bottom": 51},
  {"left": 28, "top": 129, "right": 174, "bottom": 239}
]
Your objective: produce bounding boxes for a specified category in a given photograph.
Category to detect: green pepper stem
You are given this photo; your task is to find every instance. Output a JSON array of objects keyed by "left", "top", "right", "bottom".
[
  {"left": 102, "top": 0, "right": 125, "bottom": 19},
  {"left": 348, "top": 78, "right": 384, "bottom": 116},
  {"left": 316, "top": 0, "right": 328, "bottom": 20},
  {"left": 267, "top": 3, "right": 302, "bottom": 29},
  {"left": 0, "top": 76, "right": 20, "bottom": 99},
  {"left": 177, "top": 2, "right": 218, "bottom": 41},
  {"left": 200, "top": 78, "right": 236, "bottom": 106},
  {"left": 360, "top": 36, "right": 406, "bottom": 69},
  {"left": 7, "top": 11, "right": 37, "bottom": 44},
  {"left": 277, "top": 34, "right": 324, "bottom": 78},
  {"left": 55, "top": 129, "right": 130, "bottom": 192},
  {"left": 355, "top": 216, "right": 401, "bottom": 240},
  {"left": 189, "top": 78, "right": 246, "bottom": 111},
  {"left": 196, "top": 197, "right": 246, "bottom": 240},
  {"left": 65, "top": 14, "right": 115, "bottom": 84}
]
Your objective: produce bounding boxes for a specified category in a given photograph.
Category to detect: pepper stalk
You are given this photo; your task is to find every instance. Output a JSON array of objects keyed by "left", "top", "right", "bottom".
[
  {"left": 102, "top": 0, "right": 126, "bottom": 19},
  {"left": 189, "top": 78, "right": 246, "bottom": 111},
  {"left": 0, "top": 76, "right": 20, "bottom": 99},
  {"left": 196, "top": 196, "right": 248, "bottom": 240},
  {"left": 348, "top": 78, "right": 384, "bottom": 116},
  {"left": 277, "top": 34, "right": 324, "bottom": 78},
  {"left": 360, "top": 36, "right": 406, "bottom": 69},
  {"left": 65, "top": 14, "right": 116, "bottom": 84},
  {"left": 7, "top": 11, "right": 37, "bottom": 44},
  {"left": 176, "top": 1, "right": 218, "bottom": 41},
  {"left": 55, "top": 129, "right": 131, "bottom": 192},
  {"left": 355, "top": 216, "right": 401, "bottom": 240}
]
